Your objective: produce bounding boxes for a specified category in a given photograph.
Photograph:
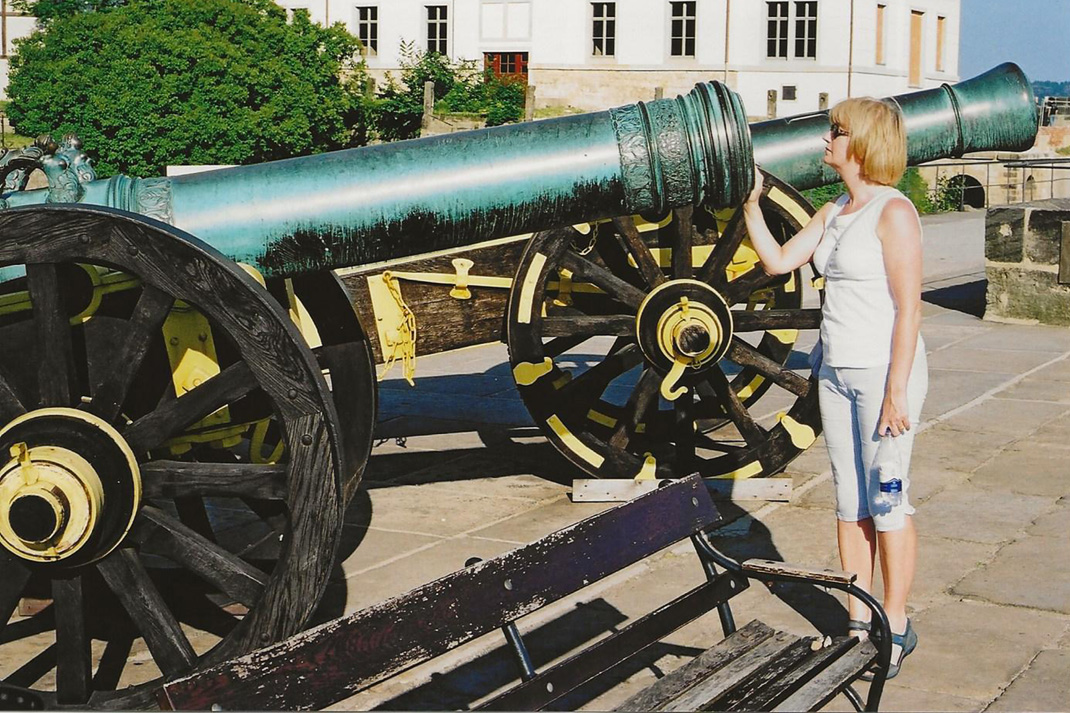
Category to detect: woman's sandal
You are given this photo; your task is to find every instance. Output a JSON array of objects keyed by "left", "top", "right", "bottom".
[
  {"left": 847, "top": 619, "right": 872, "bottom": 639},
  {"left": 861, "top": 618, "right": 917, "bottom": 681}
]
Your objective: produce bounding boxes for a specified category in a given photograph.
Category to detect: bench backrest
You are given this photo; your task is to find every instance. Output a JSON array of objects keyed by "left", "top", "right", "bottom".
[{"left": 158, "top": 475, "right": 720, "bottom": 711}]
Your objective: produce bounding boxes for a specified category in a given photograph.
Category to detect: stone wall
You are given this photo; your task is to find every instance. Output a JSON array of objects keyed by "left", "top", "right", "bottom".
[{"left": 985, "top": 200, "right": 1070, "bottom": 325}]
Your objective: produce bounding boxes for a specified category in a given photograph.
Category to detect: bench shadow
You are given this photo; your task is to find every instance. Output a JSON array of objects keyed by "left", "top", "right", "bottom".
[{"left": 372, "top": 598, "right": 704, "bottom": 711}]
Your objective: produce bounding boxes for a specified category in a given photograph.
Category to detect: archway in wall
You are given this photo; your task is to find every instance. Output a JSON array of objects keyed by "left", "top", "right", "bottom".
[
  {"left": 947, "top": 174, "right": 986, "bottom": 209},
  {"left": 1026, "top": 175, "right": 1037, "bottom": 202}
]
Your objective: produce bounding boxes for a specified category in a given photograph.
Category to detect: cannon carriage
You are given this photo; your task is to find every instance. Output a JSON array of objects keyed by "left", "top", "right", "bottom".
[{"left": 0, "top": 64, "right": 1037, "bottom": 707}]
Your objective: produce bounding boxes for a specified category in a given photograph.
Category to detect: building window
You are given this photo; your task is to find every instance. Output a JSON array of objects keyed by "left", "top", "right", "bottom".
[
  {"left": 427, "top": 5, "right": 448, "bottom": 55},
  {"left": 794, "top": 1, "right": 817, "bottom": 58},
  {"left": 355, "top": 6, "right": 378, "bottom": 56},
  {"left": 936, "top": 15, "right": 946, "bottom": 71},
  {"left": 782, "top": 85, "right": 797, "bottom": 101},
  {"left": 670, "top": 1, "right": 696, "bottom": 57},
  {"left": 909, "top": 9, "right": 923, "bottom": 86},
  {"left": 592, "top": 2, "right": 615, "bottom": 57},
  {"left": 875, "top": 3, "right": 886, "bottom": 65},
  {"left": 485, "top": 52, "right": 529, "bottom": 80},
  {"left": 766, "top": 2, "right": 789, "bottom": 58},
  {"left": 766, "top": 1, "right": 817, "bottom": 59}
]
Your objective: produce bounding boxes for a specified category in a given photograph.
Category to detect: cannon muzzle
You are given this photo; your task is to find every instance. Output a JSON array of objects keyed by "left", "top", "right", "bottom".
[{"left": 4, "top": 64, "right": 1037, "bottom": 278}]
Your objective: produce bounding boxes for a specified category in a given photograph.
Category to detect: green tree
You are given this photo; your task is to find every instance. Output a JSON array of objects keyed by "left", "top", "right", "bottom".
[{"left": 6, "top": 0, "right": 369, "bottom": 176}]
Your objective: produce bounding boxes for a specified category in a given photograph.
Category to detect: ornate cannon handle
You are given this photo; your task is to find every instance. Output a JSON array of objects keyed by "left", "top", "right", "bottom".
[{"left": 0, "top": 133, "right": 96, "bottom": 208}]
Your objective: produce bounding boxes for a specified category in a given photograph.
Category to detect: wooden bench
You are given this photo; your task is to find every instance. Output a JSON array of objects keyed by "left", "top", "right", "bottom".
[{"left": 157, "top": 475, "right": 893, "bottom": 711}]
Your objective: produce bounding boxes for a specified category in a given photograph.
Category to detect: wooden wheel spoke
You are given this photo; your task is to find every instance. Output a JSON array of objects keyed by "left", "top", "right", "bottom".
[
  {"left": 559, "top": 343, "right": 642, "bottom": 406},
  {"left": 0, "top": 552, "right": 32, "bottom": 627},
  {"left": 732, "top": 308, "right": 822, "bottom": 332},
  {"left": 723, "top": 269, "right": 789, "bottom": 305},
  {"left": 671, "top": 205, "right": 694, "bottom": 280},
  {"left": 674, "top": 391, "right": 697, "bottom": 472},
  {"left": 26, "top": 263, "right": 75, "bottom": 407},
  {"left": 726, "top": 338, "right": 811, "bottom": 397},
  {"left": 698, "top": 209, "right": 745, "bottom": 287},
  {"left": 560, "top": 251, "right": 646, "bottom": 311},
  {"left": 695, "top": 432, "right": 747, "bottom": 453},
  {"left": 136, "top": 506, "right": 267, "bottom": 608},
  {"left": 701, "top": 370, "right": 766, "bottom": 447},
  {"left": 542, "top": 313, "right": 635, "bottom": 338},
  {"left": 85, "top": 285, "right": 174, "bottom": 422},
  {"left": 97, "top": 548, "right": 196, "bottom": 677},
  {"left": 0, "top": 365, "right": 27, "bottom": 425},
  {"left": 123, "top": 361, "right": 258, "bottom": 453},
  {"left": 52, "top": 576, "right": 91, "bottom": 705},
  {"left": 141, "top": 460, "right": 287, "bottom": 500},
  {"left": 608, "top": 367, "right": 660, "bottom": 449},
  {"left": 611, "top": 217, "right": 666, "bottom": 289}
]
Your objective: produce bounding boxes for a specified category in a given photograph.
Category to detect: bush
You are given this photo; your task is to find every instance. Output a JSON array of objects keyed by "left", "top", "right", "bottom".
[
  {"left": 369, "top": 43, "right": 525, "bottom": 141},
  {"left": 7, "top": 0, "right": 368, "bottom": 176}
]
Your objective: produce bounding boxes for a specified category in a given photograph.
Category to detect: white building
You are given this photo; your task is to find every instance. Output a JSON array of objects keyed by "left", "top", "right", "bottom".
[
  {"left": 278, "top": 0, "right": 961, "bottom": 118},
  {"left": 0, "top": 0, "right": 960, "bottom": 118},
  {"left": 0, "top": 1, "right": 38, "bottom": 101}
]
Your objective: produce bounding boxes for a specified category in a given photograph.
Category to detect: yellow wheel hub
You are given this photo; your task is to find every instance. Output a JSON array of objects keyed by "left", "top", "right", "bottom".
[{"left": 0, "top": 408, "right": 140, "bottom": 565}]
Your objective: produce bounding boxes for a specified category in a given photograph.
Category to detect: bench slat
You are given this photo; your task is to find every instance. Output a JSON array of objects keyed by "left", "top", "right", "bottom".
[
  {"left": 716, "top": 636, "right": 818, "bottom": 709},
  {"left": 737, "top": 636, "right": 864, "bottom": 711},
  {"left": 614, "top": 620, "right": 775, "bottom": 711},
  {"left": 479, "top": 572, "right": 746, "bottom": 711},
  {"left": 663, "top": 630, "right": 801, "bottom": 710},
  {"left": 772, "top": 639, "right": 878, "bottom": 712},
  {"left": 159, "top": 475, "right": 719, "bottom": 711}
]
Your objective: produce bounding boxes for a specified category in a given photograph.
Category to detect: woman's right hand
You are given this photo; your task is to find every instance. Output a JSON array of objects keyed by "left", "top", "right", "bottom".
[{"left": 746, "top": 166, "right": 764, "bottom": 207}]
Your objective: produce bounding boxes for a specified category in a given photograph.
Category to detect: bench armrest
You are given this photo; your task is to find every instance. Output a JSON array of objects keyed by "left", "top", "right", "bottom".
[{"left": 741, "top": 559, "right": 857, "bottom": 586}]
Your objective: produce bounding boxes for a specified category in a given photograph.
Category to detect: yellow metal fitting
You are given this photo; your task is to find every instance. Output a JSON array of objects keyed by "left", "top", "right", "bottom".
[{"left": 449, "top": 258, "right": 474, "bottom": 300}]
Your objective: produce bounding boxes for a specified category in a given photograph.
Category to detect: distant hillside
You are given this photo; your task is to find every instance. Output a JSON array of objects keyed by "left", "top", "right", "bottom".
[{"left": 1034, "top": 80, "right": 1070, "bottom": 98}]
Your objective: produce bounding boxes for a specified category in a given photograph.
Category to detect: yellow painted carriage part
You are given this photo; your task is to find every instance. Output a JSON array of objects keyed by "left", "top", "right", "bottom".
[
  {"left": 777, "top": 412, "right": 817, "bottom": 449},
  {"left": 547, "top": 414, "right": 605, "bottom": 469},
  {"left": 635, "top": 453, "right": 657, "bottom": 481},
  {"left": 161, "top": 300, "right": 234, "bottom": 449},
  {"left": 0, "top": 265, "right": 139, "bottom": 324},
  {"left": 713, "top": 460, "right": 763, "bottom": 480},
  {"left": 513, "top": 357, "right": 554, "bottom": 386}
]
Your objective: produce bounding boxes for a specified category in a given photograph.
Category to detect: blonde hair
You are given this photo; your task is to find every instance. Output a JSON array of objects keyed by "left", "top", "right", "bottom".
[{"left": 829, "top": 97, "right": 907, "bottom": 185}]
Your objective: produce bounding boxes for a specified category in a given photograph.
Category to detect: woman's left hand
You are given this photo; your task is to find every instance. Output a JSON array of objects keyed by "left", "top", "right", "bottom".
[{"left": 879, "top": 389, "right": 911, "bottom": 437}]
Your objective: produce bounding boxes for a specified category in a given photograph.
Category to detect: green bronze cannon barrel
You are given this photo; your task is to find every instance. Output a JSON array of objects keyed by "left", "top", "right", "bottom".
[
  {"left": 2, "top": 64, "right": 1037, "bottom": 278},
  {"left": 6, "top": 82, "right": 752, "bottom": 278},
  {"left": 752, "top": 62, "right": 1038, "bottom": 190}
]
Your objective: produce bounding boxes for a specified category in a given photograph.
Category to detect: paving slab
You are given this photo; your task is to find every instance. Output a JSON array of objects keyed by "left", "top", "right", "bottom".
[
  {"left": 937, "top": 399, "right": 1069, "bottom": 440},
  {"left": 919, "top": 370, "right": 1015, "bottom": 423},
  {"left": 1017, "top": 412, "right": 1070, "bottom": 450},
  {"left": 920, "top": 323, "right": 990, "bottom": 352},
  {"left": 889, "top": 600, "right": 1067, "bottom": 701},
  {"left": 909, "top": 426, "right": 1015, "bottom": 475},
  {"left": 821, "top": 682, "right": 987, "bottom": 712},
  {"left": 1027, "top": 503, "right": 1070, "bottom": 538},
  {"left": 953, "top": 535, "right": 1070, "bottom": 614},
  {"left": 913, "top": 483, "right": 1053, "bottom": 545},
  {"left": 986, "top": 649, "right": 1070, "bottom": 712},
  {"left": 994, "top": 377, "right": 1070, "bottom": 403},
  {"left": 1028, "top": 355, "right": 1070, "bottom": 382},
  {"left": 869, "top": 535, "right": 1000, "bottom": 608},
  {"left": 954, "top": 324, "right": 1070, "bottom": 353},
  {"left": 969, "top": 446, "right": 1070, "bottom": 499},
  {"left": 358, "top": 483, "right": 551, "bottom": 537},
  {"left": 469, "top": 496, "right": 614, "bottom": 544},
  {"left": 925, "top": 346, "right": 1062, "bottom": 375}
]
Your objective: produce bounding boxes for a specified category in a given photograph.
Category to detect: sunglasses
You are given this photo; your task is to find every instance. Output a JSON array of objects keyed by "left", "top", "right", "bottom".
[{"left": 830, "top": 122, "right": 850, "bottom": 139}]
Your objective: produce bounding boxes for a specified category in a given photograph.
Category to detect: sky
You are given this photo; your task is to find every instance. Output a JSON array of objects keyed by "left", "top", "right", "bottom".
[{"left": 959, "top": 0, "right": 1070, "bottom": 82}]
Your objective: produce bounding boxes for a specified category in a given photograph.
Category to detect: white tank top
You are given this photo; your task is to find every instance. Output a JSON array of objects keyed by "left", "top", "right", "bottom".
[{"left": 812, "top": 188, "right": 920, "bottom": 367}]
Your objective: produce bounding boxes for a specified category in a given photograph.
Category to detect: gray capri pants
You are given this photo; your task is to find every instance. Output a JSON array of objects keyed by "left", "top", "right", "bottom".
[{"left": 817, "top": 344, "right": 928, "bottom": 532}]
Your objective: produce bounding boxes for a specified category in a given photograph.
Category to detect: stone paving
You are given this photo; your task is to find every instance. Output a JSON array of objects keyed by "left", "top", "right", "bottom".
[{"left": 316, "top": 212, "right": 1070, "bottom": 711}]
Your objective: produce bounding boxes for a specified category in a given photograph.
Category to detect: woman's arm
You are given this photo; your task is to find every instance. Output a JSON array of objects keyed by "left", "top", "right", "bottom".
[
  {"left": 877, "top": 197, "right": 924, "bottom": 437},
  {"left": 743, "top": 169, "right": 835, "bottom": 276}
]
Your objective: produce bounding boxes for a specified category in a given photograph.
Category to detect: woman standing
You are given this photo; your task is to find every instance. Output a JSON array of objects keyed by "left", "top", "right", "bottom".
[{"left": 742, "top": 98, "right": 927, "bottom": 678}]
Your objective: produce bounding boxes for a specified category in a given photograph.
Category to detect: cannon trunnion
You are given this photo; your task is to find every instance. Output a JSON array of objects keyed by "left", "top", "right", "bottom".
[{"left": 0, "top": 63, "right": 1038, "bottom": 707}]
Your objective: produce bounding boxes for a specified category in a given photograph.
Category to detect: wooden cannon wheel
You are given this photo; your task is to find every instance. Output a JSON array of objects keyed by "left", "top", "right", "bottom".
[
  {"left": 507, "top": 171, "right": 823, "bottom": 480},
  {"left": 0, "top": 205, "right": 353, "bottom": 708}
]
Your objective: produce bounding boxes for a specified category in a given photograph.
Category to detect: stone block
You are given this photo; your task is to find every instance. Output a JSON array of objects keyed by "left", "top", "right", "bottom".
[
  {"left": 913, "top": 483, "right": 1052, "bottom": 544},
  {"left": 986, "top": 265, "right": 1070, "bottom": 326},
  {"left": 985, "top": 206, "right": 1025, "bottom": 263},
  {"left": 1025, "top": 205, "right": 1070, "bottom": 264}
]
